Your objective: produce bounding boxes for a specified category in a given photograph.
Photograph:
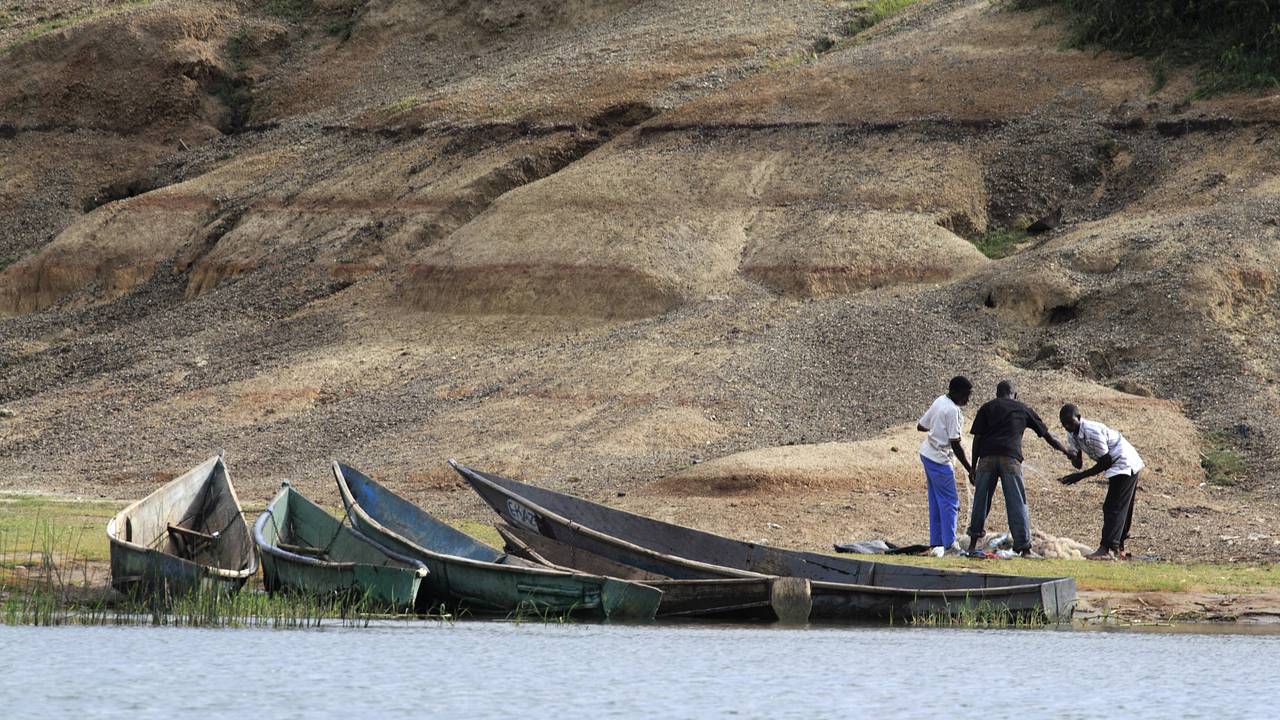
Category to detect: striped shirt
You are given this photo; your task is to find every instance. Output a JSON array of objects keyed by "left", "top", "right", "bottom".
[{"left": 1066, "top": 418, "right": 1144, "bottom": 478}]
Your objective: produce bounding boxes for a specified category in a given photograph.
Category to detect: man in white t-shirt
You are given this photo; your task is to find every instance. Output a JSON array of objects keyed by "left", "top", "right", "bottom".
[
  {"left": 916, "top": 376, "right": 974, "bottom": 556},
  {"left": 1056, "top": 404, "right": 1146, "bottom": 560}
]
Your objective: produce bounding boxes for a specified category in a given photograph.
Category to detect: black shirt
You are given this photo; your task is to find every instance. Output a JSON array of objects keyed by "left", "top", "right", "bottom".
[{"left": 969, "top": 397, "right": 1050, "bottom": 462}]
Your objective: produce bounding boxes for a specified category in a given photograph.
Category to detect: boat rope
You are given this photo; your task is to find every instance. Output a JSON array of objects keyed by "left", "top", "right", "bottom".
[
  {"left": 265, "top": 507, "right": 287, "bottom": 548},
  {"left": 319, "top": 502, "right": 354, "bottom": 559}
]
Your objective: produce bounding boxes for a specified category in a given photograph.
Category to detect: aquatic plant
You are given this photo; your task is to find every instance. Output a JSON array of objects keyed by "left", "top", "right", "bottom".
[{"left": 907, "top": 600, "right": 1052, "bottom": 629}]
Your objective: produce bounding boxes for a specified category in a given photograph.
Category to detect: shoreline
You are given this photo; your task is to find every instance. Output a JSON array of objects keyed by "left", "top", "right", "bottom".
[{"left": 4, "top": 493, "right": 1278, "bottom": 628}]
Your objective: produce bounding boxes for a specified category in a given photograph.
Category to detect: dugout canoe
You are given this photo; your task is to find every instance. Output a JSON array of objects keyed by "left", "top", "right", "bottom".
[
  {"left": 333, "top": 462, "right": 661, "bottom": 618},
  {"left": 107, "top": 454, "right": 256, "bottom": 597},
  {"left": 496, "top": 523, "right": 810, "bottom": 622},
  {"left": 254, "top": 483, "right": 427, "bottom": 610},
  {"left": 452, "top": 461, "right": 1076, "bottom": 622}
]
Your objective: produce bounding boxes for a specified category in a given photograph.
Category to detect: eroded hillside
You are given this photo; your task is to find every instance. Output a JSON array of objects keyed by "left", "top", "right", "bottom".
[{"left": 2, "top": 0, "right": 1278, "bottom": 562}]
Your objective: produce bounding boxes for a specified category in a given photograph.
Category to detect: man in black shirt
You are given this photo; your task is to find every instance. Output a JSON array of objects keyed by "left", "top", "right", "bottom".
[{"left": 965, "top": 380, "right": 1071, "bottom": 556}]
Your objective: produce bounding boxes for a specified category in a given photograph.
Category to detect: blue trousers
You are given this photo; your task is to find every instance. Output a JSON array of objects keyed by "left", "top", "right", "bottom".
[{"left": 920, "top": 456, "right": 959, "bottom": 547}]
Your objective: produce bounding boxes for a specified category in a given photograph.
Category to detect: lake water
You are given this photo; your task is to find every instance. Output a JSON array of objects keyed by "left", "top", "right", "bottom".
[{"left": 3, "top": 622, "right": 1278, "bottom": 719}]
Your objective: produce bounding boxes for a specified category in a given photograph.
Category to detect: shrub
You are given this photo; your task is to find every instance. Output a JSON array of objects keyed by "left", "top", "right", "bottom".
[{"left": 1013, "top": 1, "right": 1280, "bottom": 94}]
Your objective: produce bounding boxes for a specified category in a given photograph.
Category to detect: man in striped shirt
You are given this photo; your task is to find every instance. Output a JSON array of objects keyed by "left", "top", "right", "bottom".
[{"left": 1057, "top": 404, "right": 1146, "bottom": 560}]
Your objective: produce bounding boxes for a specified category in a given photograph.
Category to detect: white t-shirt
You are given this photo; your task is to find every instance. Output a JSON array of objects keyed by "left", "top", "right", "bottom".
[
  {"left": 1066, "top": 418, "right": 1145, "bottom": 478},
  {"left": 918, "top": 394, "right": 963, "bottom": 465}
]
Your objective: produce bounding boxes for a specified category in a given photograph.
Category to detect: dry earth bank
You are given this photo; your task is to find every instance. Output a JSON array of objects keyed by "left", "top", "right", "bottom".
[{"left": 1, "top": 0, "right": 1278, "bottom": 565}]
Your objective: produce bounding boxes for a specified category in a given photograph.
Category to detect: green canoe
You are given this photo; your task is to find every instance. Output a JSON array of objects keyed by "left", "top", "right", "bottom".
[
  {"left": 333, "top": 462, "right": 661, "bottom": 619},
  {"left": 107, "top": 454, "right": 256, "bottom": 598},
  {"left": 254, "top": 483, "right": 428, "bottom": 610}
]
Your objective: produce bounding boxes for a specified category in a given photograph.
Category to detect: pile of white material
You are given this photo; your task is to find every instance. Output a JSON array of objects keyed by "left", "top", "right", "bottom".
[{"left": 979, "top": 530, "right": 1093, "bottom": 560}]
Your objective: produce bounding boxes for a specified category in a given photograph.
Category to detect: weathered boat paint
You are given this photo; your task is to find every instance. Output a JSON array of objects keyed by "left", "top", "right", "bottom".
[
  {"left": 107, "top": 454, "right": 256, "bottom": 598},
  {"left": 254, "top": 483, "right": 427, "bottom": 610},
  {"left": 333, "top": 462, "right": 660, "bottom": 619},
  {"left": 453, "top": 461, "right": 1076, "bottom": 622}
]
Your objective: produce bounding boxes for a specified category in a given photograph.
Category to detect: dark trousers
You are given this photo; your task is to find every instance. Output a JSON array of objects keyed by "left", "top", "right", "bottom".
[
  {"left": 1101, "top": 471, "right": 1139, "bottom": 552},
  {"left": 966, "top": 456, "right": 1032, "bottom": 552}
]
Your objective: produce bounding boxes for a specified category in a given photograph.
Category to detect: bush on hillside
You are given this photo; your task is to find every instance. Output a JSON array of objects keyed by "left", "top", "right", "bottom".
[{"left": 1010, "top": 0, "right": 1280, "bottom": 94}]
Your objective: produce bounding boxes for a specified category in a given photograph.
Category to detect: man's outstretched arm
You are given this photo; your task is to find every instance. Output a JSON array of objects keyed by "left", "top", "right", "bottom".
[{"left": 1058, "top": 454, "right": 1114, "bottom": 485}]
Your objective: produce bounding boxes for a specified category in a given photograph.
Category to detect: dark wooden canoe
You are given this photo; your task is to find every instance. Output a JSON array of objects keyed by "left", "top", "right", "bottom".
[
  {"left": 496, "top": 523, "right": 810, "bottom": 621},
  {"left": 107, "top": 455, "right": 256, "bottom": 597},
  {"left": 333, "top": 462, "right": 661, "bottom": 619},
  {"left": 452, "top": 461, "right": 1076, "bottom": 622},
  {"left": 254, "top": 483, "right": 427, "bottom": 610}
]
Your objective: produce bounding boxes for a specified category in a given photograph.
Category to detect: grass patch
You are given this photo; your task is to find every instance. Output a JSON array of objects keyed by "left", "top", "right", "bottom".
[
  {"left": 264, "top": 0, "right": 313, "bottom": 23},
  {"left": 225, "top": 26, "right": 249, "bottom": 73},
  {"left": 865, "top": 0, "right": 923, "bottom": 26},
  {"left": 1201, "top": 431, "right": 1246, "bottom": 487},
  {"left": 845, "top": 0, "right": 925, "bottom": 35},
  {"left": 382, "top": 95, "right": 422, "bottom": 116},
  {"left": 0, "top": 495, "right": 119, "bottom": 563},
  {"left": 450, "top": 520, "right": 503, "bottom": 549},
  {"left": 972, "top": 226, "right": 1028, "bottom": 259},
  {"left": 907, "top": 600, "right": 1050, "bottom": 628},
  {"left": 874, "top": 554, "right": 1280, "bottom": 594}
]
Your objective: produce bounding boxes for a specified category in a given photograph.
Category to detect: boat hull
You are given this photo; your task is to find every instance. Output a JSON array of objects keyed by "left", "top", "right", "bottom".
[
  {"left": 254, "top": 484, "right": 427, "bottom": 610},
  {"left": 454, "top": 462, "right": 1076, "bottom": 622},
  {"left": 334, "top": 463, "right": 660, "bottom": 619},
  {"left": 107, "top": 455, "right": 256, "bottom": 598},
  {"left": 498, "top": 523, "right": 789, "bottom": 620}
]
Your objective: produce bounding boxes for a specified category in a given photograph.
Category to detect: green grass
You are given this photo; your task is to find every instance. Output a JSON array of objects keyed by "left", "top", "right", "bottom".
[
  {"left": 451, "top": 520, "right": 503, "bottom": 549},
  {"left": 865, "top": 0, "right": 924, "bottom": 26},
  {"left": 1002, "top": 0, "right": 1280, "bottom": 96},
  {"left": 972, "top": 226, "right": 1029, "bottom": 259},
  {"left": 844, "top": 0, "right": 925, "bottom": 36},
  {"left": 264, "top": 0, "right": 313, "bottom": 23},
  {"left": 907, "top": 600, "right": 1051, "bottom": 628},
  {"left": 225, "top": 26, "right": 249, "bottom": 73},
  {"left": 0, "top": 495, "right": 119, "bottom": 563},
  {"left": 1201, "top": 431, "right": 1246, "bottom": 487},
  {"left": 873, "top": 554, "right": 1280, "bottom": 594},
  {"left": 382, "top": 95, "right": 422, "bottom": 116}
]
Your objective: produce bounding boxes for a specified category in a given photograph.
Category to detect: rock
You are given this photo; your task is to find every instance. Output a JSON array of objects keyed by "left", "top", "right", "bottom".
[{"left": 0, "top": 408, "right": 15, "bottom": 418}]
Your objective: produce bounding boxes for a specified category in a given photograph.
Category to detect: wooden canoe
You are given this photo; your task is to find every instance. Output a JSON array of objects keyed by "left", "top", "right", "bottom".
[
  {"left": 332, "top": 462, "right": 661, "bottom": 619},
  {"left": 496, "top": 523, "right": 809, "bottom": 621},
  {"left": 254, "top": 483, "right": 427, "bottom": 610},
  {"left": 452, "top": 461, "right": 1076, "bottom": 622},
  {"left": 107, "top": 455, "right": 256, "bottom": 597}
]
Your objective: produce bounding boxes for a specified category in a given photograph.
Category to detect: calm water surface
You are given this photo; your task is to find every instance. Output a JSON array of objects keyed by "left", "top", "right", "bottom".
[{"left": 3, "top": 622, "right": 1278, "bottom": 719}]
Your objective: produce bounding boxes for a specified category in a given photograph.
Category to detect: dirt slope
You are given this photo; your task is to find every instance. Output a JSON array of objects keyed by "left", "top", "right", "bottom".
[{"left": 1, "top": 0, "right": 1278, "bottom": 563}]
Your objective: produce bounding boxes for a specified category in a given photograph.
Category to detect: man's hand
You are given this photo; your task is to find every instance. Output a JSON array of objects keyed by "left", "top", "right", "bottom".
[
  {"left": 1057, "top": 473, "right": 1083, "bottom": 485},
  {"left": 968, "top": 471, "right": 976, "bottom": 487}
]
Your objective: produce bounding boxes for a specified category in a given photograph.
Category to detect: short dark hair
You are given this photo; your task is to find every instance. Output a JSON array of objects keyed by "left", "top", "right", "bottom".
[
  {"left": 996, "top": 380, "right": 1015, "bottom": 398},
  {"left": 949, "top": 376, "right": 972, "bottom": 395},
  {"left": 1059, "top": 404, "right": 1080, "bottom": 423}
]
